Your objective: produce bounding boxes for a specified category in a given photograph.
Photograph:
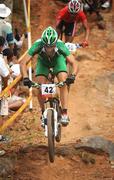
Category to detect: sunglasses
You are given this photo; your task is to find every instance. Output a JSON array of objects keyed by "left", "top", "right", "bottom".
[
  {"left": 70, "top": 12, "right": 77, "bottom": 15},
  {"left": 44, "top": 44, "right": 56, "bottom": 48}
]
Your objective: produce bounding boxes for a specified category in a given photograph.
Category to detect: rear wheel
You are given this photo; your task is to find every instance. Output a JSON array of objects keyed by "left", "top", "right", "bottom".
[{"left": 47, "top": 109, "right": 55, "bottom": 163}]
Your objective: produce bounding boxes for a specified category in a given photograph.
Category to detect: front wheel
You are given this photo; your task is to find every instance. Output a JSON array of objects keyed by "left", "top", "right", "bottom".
[{"left": 47, "top": 109, "right": 55, "bottom": 163}]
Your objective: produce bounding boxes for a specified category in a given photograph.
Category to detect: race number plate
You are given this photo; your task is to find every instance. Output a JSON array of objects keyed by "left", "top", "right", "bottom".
[
  {"left": 65, "top": 42, "right": 77, "bottom": 52},
  {"left": 41, "top": 84, "right": 56, "bottom": 95}
]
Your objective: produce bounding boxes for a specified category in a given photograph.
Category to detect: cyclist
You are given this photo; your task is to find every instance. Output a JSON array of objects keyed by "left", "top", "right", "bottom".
[
  {"left": 20, "top": 26, "right": 78, "bottom": 126},
  {"left": 56, "top": 0, "right": 89, "bottom": 46},
  {"left": 0, "top": 36, "right": 9, "bottom": 93}
]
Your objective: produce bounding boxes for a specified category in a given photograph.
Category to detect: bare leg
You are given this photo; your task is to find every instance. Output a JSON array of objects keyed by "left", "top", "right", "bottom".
[
  {"left": 8, "top": 100, "right": 23, "bottom": 111},
  {"left": 36, "top": 76, "right": 47, "bottom": 111},
  {"left": 57, "top": 72, "right": 68, "bottom": 109},
  {"left": 65, "top": 35, "right": 73, "bottom": 43}
]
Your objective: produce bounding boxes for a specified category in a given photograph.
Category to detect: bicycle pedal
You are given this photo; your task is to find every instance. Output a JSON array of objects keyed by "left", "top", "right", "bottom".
[
  {"left": 41, "top": 123, "right": 45, "bottom": 128},
  {"left": 61, "top": 122, "right": 69, "bottom": 127}
]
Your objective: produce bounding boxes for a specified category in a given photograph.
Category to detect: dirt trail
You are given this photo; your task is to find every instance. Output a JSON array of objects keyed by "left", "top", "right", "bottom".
[{"left": 1, "top": 0, "right": 114, "bottom": 179}]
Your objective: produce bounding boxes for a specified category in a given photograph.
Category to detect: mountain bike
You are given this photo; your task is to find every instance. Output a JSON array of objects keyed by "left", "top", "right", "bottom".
[{"left": 31, "top": 73, "right": 68, "bottom": 163}]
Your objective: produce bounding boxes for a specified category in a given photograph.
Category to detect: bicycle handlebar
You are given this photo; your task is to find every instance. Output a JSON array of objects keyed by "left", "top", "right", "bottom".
[
  {"left": 65, "top": 42, "right": 82, "bottom": 52},
  {"left": 31, "top": 81, "right": 67, "bottom": 89},
  {"left": 75, "top": 43, "right": 83, "bottom": 48}
]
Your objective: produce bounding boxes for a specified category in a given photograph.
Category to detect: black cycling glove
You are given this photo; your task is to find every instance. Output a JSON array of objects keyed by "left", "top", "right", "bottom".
[
  {"left": 23, "top": 77, "right": 32, "bottom": 88},
  {"left": 66, "top": 74, "right": 76, "bottom": 85}
]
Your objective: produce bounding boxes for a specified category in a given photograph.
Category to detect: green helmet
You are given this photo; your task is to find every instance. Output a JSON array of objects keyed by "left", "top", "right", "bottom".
[{"left": 41, "top": 26, "right": 58, "bottom": 46}]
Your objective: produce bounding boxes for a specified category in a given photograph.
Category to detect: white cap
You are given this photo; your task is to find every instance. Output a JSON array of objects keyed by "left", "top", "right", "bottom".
[
  {"left": 101, "top": 1, "right": 110, "bottom": 8},
  {"left": 0, "top": 4, "right": 11, "bottom": 18}
]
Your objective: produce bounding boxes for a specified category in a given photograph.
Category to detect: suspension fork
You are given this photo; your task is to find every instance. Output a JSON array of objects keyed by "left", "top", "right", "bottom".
[{"left": 43, "top": 108, "right": 58, "bottom": 137}]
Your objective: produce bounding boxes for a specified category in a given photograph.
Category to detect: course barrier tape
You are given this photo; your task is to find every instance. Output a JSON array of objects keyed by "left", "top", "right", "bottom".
[
  {"left": 0, "top": 75, "right": 22, "bottom": 99},
  {"left": 18, "top": 50, "right": 28, "bottom": 63},
  {"left": 0, "top": 96, "right": 32, "bottom": 133},
  {"left": 0, "top": 61, "right": 30, "bottom": 99}
]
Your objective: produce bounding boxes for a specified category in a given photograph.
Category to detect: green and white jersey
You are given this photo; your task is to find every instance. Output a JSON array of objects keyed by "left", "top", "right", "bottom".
[{"left": 28, "top": 39, "right": 70, "bottom": 66}]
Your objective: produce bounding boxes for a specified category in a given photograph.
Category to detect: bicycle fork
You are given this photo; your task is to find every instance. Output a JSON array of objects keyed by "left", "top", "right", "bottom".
[{"left": 43, "top": 108, "right": 58, "bottom": 137}]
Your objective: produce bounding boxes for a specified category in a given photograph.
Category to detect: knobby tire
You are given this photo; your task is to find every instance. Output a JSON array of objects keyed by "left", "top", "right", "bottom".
[
  {"left": 55, "top": 100, "right": 62, "bottom": 142},
  {"left": 47, "top": 109, "right": 55, "bottom": 163}
]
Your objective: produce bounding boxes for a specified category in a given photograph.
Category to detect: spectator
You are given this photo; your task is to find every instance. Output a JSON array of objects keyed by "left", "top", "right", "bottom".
[
  {"left": 7, "top": 54, "right": 25, "bottom": 112},
  {"left": 7, "top": 85, "right": 25, "bottom": 112},
  {"left": 0, "top": 35, "right": 24, "bottom": 114},
  {"left": 6, "top": 57, "right": 25, "bottom": 112},
  {"left": 0, "top": 36, "right": 10, "bottom": 151},
  {"left": 13, "top": 28, "right": 27, "bottom": 58},
  {"left": 0, "top": 36, "right": 9, "bottom": 93},
  {"left": 0, "top": 36, "right": 9, "bottom": 116},
  {"left": 0, "top": 4, "right": 17, "bottom": 62}
]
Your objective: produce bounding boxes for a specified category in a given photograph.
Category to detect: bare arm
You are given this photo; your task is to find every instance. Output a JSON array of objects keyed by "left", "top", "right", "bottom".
[
  {"left": 83, "top": 19, "right": 90, "bottom": 42},
  {"left": 2, "top": 76, "right": 9, "bottom": 89},
  {"left": 20, "top": 53, "right": 32, "bottom": 78},
  {"left": 66, "top": 54, "right": 78, "bottom": 76}
]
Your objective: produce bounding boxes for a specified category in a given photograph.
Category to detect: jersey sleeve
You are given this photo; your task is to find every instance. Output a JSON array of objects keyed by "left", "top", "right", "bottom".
[
  {"left": 76, "top": 11, "right": 87, "bottom": 22},
  {"left": 56, "top": 6, "right": 67, "bottom": 23},
  {"left": 28, "top": 39, "right": 42, "bottom": 56},
  {"left": 57, "top": 40, "right": 71, "bottom": 57}
]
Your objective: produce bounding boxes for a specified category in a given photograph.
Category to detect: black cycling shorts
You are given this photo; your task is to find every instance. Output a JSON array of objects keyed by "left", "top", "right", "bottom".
[{"left": 57, "top": 20, "right": 74, "bottom": 36}]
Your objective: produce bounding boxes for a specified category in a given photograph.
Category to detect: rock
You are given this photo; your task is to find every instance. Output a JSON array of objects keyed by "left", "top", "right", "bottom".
[
  {"left": 0, "top": 135, "right": 9, "bottom": 142},
  {"left": 97, "top": 21, "right": 106, "bottom": 30},
  {"left": 0, "top": 158, "right": 13, "bottom": 178},
  {"left": 108, "top": 34, "right": 114, "bottom": 42},
  {"left": 77, "top": 150, "right": 96, "bottom": 164},
  {"left": 110, "top": 160, "right": 114, "bottom": 169},
  {"left": 76, "top": 50, "right": 96, "bottom": 61},
  {"left": 96, "top": 49, "right": 106, "bottom": 57},
  {"left": 0, "top": 150, "right": 6, "bottom": 156},
  {"left": 75, "top": 136, "right": 114, "bottom": 162},
  {"left": 97, "top": 40, "right": 107, "bottom": 48}
]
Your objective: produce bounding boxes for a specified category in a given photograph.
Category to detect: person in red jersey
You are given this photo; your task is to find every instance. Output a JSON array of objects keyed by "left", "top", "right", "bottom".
[{"left": 56, "top": 0, "right": 89, "bottom": 47}]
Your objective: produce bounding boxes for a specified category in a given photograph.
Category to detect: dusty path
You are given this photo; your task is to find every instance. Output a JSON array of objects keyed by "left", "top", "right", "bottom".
[{"left": 1, "top": 1, "right": 114, "bottom": 179}]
